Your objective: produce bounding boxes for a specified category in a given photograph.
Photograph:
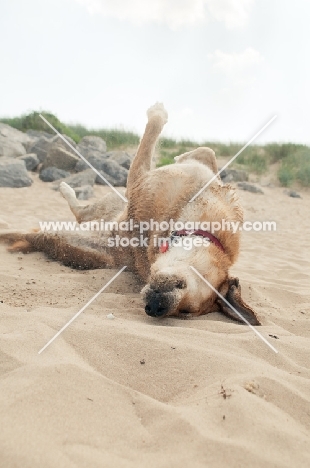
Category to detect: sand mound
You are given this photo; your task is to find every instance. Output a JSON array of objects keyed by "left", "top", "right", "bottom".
[{"left": 0, "top": 178, "right": 309, "bottom": 467}]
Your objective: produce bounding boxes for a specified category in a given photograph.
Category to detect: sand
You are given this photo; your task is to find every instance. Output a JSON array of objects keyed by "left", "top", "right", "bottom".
[{"left": 0, "top": 175, "right": 309, "bottom": 468}]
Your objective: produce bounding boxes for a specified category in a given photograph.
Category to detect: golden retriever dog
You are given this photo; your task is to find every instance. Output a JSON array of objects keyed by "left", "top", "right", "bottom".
[{"left": 2, "top": 103, "right": 260, "bottom": 325}]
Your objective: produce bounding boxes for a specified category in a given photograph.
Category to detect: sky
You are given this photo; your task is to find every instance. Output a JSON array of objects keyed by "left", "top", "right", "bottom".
[{"left": 1, "top": 0, "right": 309, "bottom": 143}]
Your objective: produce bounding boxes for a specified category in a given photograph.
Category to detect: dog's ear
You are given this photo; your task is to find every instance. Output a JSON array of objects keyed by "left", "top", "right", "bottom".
[{"left": 217, "top": 277, "right": 261, "bottom": 325}]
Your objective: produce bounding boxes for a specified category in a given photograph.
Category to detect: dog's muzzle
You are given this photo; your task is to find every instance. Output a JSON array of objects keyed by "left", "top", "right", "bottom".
[
  {"left": 144, "top": 293, "right": 169, "bottom": 317},
  {"left": 144, "top": 277, "right": 186, "bottom": 318}
]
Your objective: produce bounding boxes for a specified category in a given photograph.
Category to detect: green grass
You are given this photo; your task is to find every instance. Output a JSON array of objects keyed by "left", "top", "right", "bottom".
[
  {"left": 264, "top": 143, "right": 308, "bottom": 163},
  {"left": 237, "top": 147, "right": 268, "bottom": 174},
  {"left": 278, "top": 166, "right": 295, "bottom": 187},
  {"left": 0, "top": 111, "right": 80, "bottom": 143},
  {"left": 68, "top": 124, "right": 140, "bottom": 149},
  {"left": 1, "top": 111, "right": 310, "bottom": 187},
  {"left": 0, "top": 111, "right": 140, "bottom": 149},
  {"left": 277, "top": 147, "right": 310, "bottom": 187}
]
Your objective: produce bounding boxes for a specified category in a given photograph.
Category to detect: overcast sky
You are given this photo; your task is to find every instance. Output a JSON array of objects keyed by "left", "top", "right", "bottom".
[{"left": 1, "top": 0, "right": 309, "bottom": 143}]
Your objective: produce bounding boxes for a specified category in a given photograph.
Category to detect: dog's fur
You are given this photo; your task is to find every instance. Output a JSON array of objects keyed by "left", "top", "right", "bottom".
[{"left": 1, "top": 103, "right": 260, "bottom": 325}]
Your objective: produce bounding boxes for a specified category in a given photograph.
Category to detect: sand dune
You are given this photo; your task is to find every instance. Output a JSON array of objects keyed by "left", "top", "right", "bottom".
[{"left": 0, "top": 176, "right": 309, "bottom": 467}]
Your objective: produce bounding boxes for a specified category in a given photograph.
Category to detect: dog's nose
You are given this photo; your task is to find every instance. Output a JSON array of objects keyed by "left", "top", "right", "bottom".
[
  {"left": 144, "top": 275, "right": 186, "bottom": 318},
  {"left": 145, "top": 293, "right": 168, "bottom": 317}
]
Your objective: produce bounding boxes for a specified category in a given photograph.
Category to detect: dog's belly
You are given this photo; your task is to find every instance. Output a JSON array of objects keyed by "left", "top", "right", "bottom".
[
  {"left": 129, "top": 162, "right": 219, "bottom": 222},
  {"left": 125, "top": 162, "right": 222, "bottom": 280}
]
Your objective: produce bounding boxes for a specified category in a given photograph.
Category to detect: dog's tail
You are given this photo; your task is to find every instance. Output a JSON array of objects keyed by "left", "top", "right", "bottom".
[
  {"left": 0, "top": 231, "right": 37, "bottom": 253},
  {"left": 0, "top": 231, "right": 114, "bottom": 270}
]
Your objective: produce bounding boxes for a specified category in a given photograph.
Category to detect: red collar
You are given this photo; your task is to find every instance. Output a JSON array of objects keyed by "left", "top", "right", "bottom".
[{"left": 160, "top": 229, "right": 225, "bottom": 253}]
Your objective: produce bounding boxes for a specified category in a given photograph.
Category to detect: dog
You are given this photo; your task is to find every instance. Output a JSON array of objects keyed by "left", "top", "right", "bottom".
[{"left": 1, "top": 103, "right": 260, "bottom": 325}]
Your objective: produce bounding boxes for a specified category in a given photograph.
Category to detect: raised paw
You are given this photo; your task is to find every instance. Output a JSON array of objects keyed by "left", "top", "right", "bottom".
[
  {"left": 59, "top": 181, "right": 76, "bottom": 201},
  {"left": 147, "top": 102, "right": 168, "bottom": 126}
]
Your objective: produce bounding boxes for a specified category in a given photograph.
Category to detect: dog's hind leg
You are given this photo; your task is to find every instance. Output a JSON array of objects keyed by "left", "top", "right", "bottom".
[
  {"left": 60, "top": 182, "right": 126, "bottom": 224},
  {"left": 174, "top": 147, "right": 219, "bottom": 175},
  {"left": 126, "top": 103, "right": 168, "bottom": 196}
]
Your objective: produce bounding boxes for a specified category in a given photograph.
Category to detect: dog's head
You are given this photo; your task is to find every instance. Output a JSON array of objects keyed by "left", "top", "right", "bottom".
[{"left": 141, "top": 242, "right": 260, "bottom": 325}]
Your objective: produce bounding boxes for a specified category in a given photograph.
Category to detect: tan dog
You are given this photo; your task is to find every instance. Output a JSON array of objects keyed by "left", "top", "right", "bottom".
[{"left": 2, "top": 103, "right": 260, "bottom": 325}]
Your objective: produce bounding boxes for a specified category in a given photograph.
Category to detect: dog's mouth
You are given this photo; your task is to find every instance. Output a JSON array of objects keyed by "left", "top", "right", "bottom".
[{"left": 145, "top": 302, "right": 192, "bottom": 319}]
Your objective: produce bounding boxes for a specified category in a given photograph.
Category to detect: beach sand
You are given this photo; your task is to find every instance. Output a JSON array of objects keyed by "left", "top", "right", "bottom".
[{"left": 0, "top": 175, "right": 309, "bottom": 467}]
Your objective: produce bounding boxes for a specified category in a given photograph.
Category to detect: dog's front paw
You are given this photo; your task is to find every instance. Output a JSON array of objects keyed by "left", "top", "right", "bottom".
[
  {"left": 59, "top": 181, "right": 76, "bottom": 200},
  {"left": 147, "top": 102, "right": 168, "bottom": 125}
]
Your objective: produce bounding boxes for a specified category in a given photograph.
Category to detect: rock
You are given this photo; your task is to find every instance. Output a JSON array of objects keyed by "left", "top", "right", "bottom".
[
  {"left": 50, "top": 134, "right": 77, "bottom": 151},
  {"left": 95, "top": 170, "right": 120, "bottom": 187},
  {"left": 29, "top": 133, "right": 77, "bottom": 163},
  {"left": 289, "top": 191, "right": 301, "bottom": 199},
  {"left": 75, "top": 153, "right": 128, "bottom": 186},
  {"left": 42, "top": 145, "right": 79, "bottom": 171},
  {"left": 0, "top": 159, "right": 32, "bottom": 187},
  {"left": 0, "top": 123, "right": 34, "bottom": 155},
  {"left": 237, "top": 182, "right": 264, "bottom": 194},
  {"left": 0, "top": 123, "right": 32, "bottom": 147},
  {"left": 27, "top": 136, "right": 51, "bottom": 162},
  {"left": 284, "top": 190, "right": 302, "bottom": 198},
  {"left": 106, "top": 151, "right": 133, "bottom": 170},
  {"left": 74, "top": 185, "right": 94, "bottom": 200},
  {"left": 52, "top": 169, "right": 97, "bottom": 190},
  {"left": 40, "top": 167, "right": 71, "bottom": 182},
  {"left": 26, "top": 130, "right": 54, "bottom": 139},
  {"left": 0, "top": 138, "right": 26, "bottom": 158},
  {"left": 221, "top": 169, "right": 249, "bottom": 183},
  {"left": 0, "top": 123, "right": 28, "bottom": 158},
  {"left": 76, "top": 135, "right": 107, "bottom": 157},
  {"left": 18, "top": 153, "right": 39, "bottom": 171},
  {"left": 75, "top": 154, "right": 105, "bottom": 172},
  {"left": 95, "top": 160, "right": 128, "bottom": 186}
]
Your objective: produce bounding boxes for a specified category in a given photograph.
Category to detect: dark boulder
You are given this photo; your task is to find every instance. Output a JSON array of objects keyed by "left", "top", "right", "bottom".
[
  {"left": 0, "top": 159, "right": 33, "bottom": 187},
  {"left": 237, "top": 182, "right": 264, "bottom": 194},
  {"left": 40, "top": 167, "right": 71, "bottom": 182},
  {"left": 106, "top": 151, "right": 133, "bottom": 170},
  {"left": 52, "top": 169, "right": 97, "bottom": 190},
  {"left": 18, "top": 153, "right": 39, "bottom": 171},
  {"left": 221, "top": 169, "right": 249, "bottom": 183}
]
